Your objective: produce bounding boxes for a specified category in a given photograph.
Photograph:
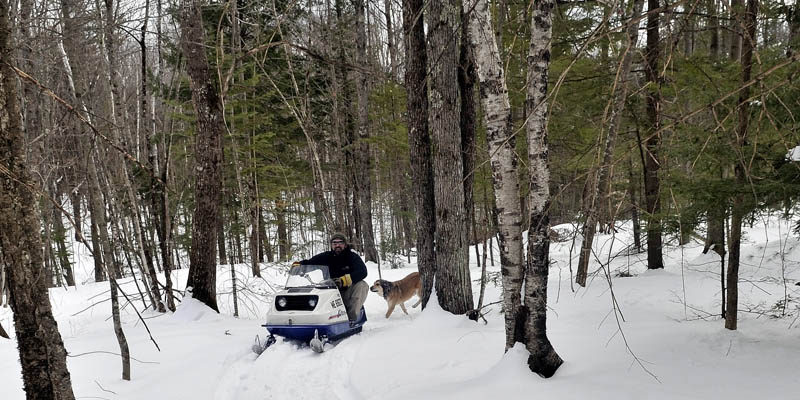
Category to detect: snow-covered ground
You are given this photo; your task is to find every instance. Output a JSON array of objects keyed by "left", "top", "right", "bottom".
[{"left": 2, "top": 216, "right": 800, "bottom": 399}]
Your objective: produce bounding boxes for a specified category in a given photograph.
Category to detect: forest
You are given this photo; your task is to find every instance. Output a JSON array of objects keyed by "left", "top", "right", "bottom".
[{"left": 1, "top": 0, "right": 799, "bottom": 398}]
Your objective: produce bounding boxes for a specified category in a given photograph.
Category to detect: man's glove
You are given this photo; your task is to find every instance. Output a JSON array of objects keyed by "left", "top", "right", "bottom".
[
  {"left": 333, "top": 274, "right": 352, "bottom": 288},
  {"left": 291, "top": 261, "right": 301, "bottom": 269}
]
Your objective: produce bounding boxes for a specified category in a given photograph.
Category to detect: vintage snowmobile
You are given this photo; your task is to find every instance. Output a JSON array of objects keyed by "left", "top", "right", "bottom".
[{"left": 255, "top": 264, "right": 367, "bottom": 354}]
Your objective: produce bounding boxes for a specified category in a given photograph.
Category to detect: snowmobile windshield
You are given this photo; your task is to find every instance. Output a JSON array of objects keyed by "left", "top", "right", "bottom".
[{"left": 285, "top": 264, "right": 336, "bottom": 289}]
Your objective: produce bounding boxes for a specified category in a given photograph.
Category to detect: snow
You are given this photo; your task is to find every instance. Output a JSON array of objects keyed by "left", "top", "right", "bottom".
[{"left": 3, "top": 216, "right": 800, "bottom": 399}]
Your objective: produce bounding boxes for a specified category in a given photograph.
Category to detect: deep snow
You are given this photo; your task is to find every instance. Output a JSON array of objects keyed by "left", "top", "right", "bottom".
[{"left": 2, "top": 217, "right": 800, "bottom": 399}]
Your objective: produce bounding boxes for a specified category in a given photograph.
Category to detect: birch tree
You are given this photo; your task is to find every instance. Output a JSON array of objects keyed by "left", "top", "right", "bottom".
[
  {"left": 463, "top": 0, "right": 523, "bottom": 350},
  {"left": 524, "top": 0, "right": 563, "bottom": 377}
]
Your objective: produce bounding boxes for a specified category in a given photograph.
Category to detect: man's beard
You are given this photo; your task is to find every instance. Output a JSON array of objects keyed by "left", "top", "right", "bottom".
[{"left": 333, "top": 247, "right": 343, "bottom": 255}]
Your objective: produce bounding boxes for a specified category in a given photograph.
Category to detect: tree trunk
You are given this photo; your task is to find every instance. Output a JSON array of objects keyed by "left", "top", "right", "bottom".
[
  {"left": 215, "top": 208, "right": 226, "bottom": 266},
  {"left": 726, "top": 0, "right": 758, "bottom": 331},
  {"left": 460, "top": 11, "right": 478, "bottom": 246},
  {"left": 403, "top": 0, "right": 437, "bottom": 307},
  {"left": 277, "top": 197, "right": 290, "bottom": 260},
  {"left": 354, "top": 0, "right": 379, "bottom": 263},
  {"left": 628, "top": 152, "right": 642, "bottom": 253},
  {"left": 429, "top": 0, "right": 473, "bottom": 314},
  {"left": 180, "top": 0, "right": 223, "bottom": 312},
  {"left": 708, "top": 0, "right": 719, "bottom": 56},
  {"left": 384, "top": 0, "right": 396, "bottom": 78},
  {"left": 643, "top": 0, "right": 664, "bottom": 270},
  {"left": 465, "top": 0, "right": 523, "bottom": 349},
  {"left": 730, "top": 0, "right": 743, "bottom": 61},
  {"left": 52, "top": 196, "right": 75, "bottom": 286},
  {"left": 577, "top": 0, "right": 644, "bottom": 286},
  {"left": 524, "top": 0, "right": 563, "bottom": 377},
  {"left": 788, "top": 4, "right": 800, "bottom": 57},
  {"left": 0, "top": 1, "right": 76, "bottom": 394},
  {"left": 87, "top": 151, "right": 131, "bottom": 380}
]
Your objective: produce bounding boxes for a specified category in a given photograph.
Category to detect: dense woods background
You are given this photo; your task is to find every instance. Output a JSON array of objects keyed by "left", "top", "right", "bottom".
[{"left": 2, "top": 0, "right": 800, "bottom": 396}]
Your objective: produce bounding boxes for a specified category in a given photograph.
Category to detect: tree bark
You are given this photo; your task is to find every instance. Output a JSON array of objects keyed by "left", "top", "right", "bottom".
[
  {"left": 524, "top": 0, "right": 563, "bottom": 377},
  {"left": 465, "top": 0, "right": 523, "bottom": 349},
  {"left": 726, "top": 0, "right": 758, "bottom": 331},
  {"left": 0, "top": 0, "right": 76, "bottom": 394},
  {"left": 354, "top": 0, "right": 379, "bottom": 263},
  {"left": 460, "top": 10, "right": 478, "bottom": 246},
  {"left": 708, "top": 0, "right": 719, "bottom": 56},
  {"left": 403, "top": 0, "right": 436, "bottom": 308},
  {"left": 788, "top": 3, "right": 800, "bottom": 57},
  {"left": 429, "top": 0, "right": 473, "bottom": 314},
  {"left": 730, "top": 0, "right": 743, "bottom": 61},
  {"left": 180, "top": 0, "right": 223, "bottom": 312},
  {"left": 643, "top": 0, "right": 664, "bottom": 270}
]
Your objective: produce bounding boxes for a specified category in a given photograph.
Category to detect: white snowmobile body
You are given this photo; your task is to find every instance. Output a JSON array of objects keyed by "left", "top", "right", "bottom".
[{"left": 260, "top": 264, "right": 366, "bottom": 352}]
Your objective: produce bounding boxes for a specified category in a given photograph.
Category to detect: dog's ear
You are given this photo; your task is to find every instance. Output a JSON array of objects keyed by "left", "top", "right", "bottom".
[{"left": 380, "top": 280, "right": 392, "bottom": 297}]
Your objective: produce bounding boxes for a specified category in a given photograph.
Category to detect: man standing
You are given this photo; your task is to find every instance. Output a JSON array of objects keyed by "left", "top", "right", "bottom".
[{"left": 296, "top": 233, "right": 369, "bottom": 322}]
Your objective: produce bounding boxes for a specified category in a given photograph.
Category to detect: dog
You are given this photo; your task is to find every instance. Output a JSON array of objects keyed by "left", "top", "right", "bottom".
[{"left": 370, "top": 272, "right": 422, "bottom": 318}]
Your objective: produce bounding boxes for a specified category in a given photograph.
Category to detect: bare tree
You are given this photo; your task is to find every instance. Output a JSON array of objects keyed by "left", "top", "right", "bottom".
[
  {"left": 180, "top": 0, "right": 224, "bottom": 312},
  {"left": 0, "top": 0, "right": 75, "bottom": 395}
]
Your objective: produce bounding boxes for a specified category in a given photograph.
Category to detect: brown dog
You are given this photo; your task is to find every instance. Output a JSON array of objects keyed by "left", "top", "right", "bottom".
[{"left": 370, "top": 272, "right": 422, "bottom": 318}]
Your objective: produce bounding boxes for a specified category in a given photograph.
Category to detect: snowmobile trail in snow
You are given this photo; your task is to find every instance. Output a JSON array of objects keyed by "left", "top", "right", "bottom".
[{"left": 223, "top": 331, "right": 370, "bottom": 400}]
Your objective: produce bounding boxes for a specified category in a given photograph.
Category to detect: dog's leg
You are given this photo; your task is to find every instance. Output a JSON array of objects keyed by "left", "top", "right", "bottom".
[
  {"left": 385, "top": 303, "right": 396, "bottom": 318},
  {"left": 399, "top": 303, "right": 408, "bottom": 315},
  {"left": 412, "top": 288, "right": 422, "bottom": 308}
]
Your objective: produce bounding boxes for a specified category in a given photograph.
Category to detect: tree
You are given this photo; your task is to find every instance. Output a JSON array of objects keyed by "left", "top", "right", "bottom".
[
  {"left": 180, "top": 0, "right": 224, "bottom": 312},
  {"left": 577, "top": 0, "right": 645, "bottom": 286},
  {"left": 524, "top": 0, "right": 563, "bottom": 377},
  {"left": 402, "top": 0, "right": 436, "bottom": 307},
  {"left": 354, "top": 0, "right": 379, "bottom": 263},
  {"left": 726, "top": 0, "right": 759, "bottom": 331},
  {"left": 0, "top": 0, "right": 75, "bottom": 395},
  {"left": 428, "top": 0, "right": 473, "bottom": 314},
  {"left": 643, "top": 0, "right": 664, "bottom": 270},
  {"left": 463, "top": 0, "right": 523, "bottom": 349}
]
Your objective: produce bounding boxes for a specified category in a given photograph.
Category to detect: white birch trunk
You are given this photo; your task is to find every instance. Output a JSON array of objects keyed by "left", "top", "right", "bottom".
[
  {"left": 524, "top": 0, "right": 563, "bottom": 378},
  {"left": 464, "top": 0, "right": 524, "bottom": 350}
]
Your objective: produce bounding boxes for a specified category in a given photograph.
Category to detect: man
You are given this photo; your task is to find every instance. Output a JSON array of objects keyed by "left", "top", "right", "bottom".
[{"left": 295, "top": 233, "right": 368, "bottom": 323}]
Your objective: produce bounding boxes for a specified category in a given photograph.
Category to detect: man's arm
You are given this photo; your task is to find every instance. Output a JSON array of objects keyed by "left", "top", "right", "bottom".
[
  {"left": 347, "top": 252, "right": 368, "bottom": 283},
  {"left": 300, "top": 252, "right": 330, "bottom": 266}
]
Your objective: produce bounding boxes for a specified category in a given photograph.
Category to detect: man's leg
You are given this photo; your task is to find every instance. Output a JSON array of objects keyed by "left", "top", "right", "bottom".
[{"left": 341, "top": 280, "right": 368, "bottom": 321}]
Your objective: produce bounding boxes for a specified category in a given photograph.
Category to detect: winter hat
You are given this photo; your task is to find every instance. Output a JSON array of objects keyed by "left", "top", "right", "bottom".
[{"left": 330, "top": 232, "right": 347, "bottom": 243}]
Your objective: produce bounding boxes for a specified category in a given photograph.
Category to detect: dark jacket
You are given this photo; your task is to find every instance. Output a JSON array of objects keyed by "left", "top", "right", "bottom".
[{"left": 300, "top": 246, "right": 368, "bottom": 285}]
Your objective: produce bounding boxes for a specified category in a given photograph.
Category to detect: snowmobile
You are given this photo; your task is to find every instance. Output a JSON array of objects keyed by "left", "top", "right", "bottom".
[{"left": 255, "top": 264, "right": 367, "bottom": 354}]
